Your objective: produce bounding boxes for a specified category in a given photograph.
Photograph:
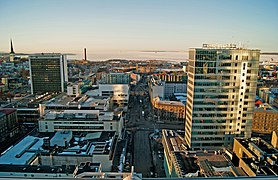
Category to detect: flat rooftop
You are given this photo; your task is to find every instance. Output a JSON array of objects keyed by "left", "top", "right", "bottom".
[
  {"left": 43, "top": 110, "right": 120, "bottom": 121},
  {"left": 236, "top": 137, "right": 278, "bottom": 155},
  {"left": 162, "top": 129, "right": 232, "bottom": 177},
  {"left": 3, "top": 92, "right": 57, "bottom": 108},
  {"left": 45, "top": 93, "right": 109, "bottom": 109},
  {"left": 0, "top": 131, "right": 115, "bottom": 165},
  {"left": 155, "top": 99, "right": 185, "bottom": 106}
]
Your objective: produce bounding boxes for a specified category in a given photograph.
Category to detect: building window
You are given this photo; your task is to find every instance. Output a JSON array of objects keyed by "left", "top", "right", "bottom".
[{"left": 242, "top": 56, "right": 248, "bottom": 60}]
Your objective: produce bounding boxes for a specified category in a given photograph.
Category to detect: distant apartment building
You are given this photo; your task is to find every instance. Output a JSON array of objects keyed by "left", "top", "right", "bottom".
[
  {"left": 152, "top": 73, "right": 186, "bottom": 82},
  {"left": 0, "top": 108, "right": 19, "bottom": 143},
  {"left": 149, "top": 74, "right": 187, "bottom": 99},
  {"left": 257, "top": 87, "right": 277, "bottom": 105},
  {"left": 185, "top": 44, "right": 260, "bottom": 149},
  {"left": 153, "top": 97, "right": 185, "bottom": 120},
  {"left": 99, "top": 84, "right": 129, "bottom": 106},
  {"left": 67, "top": 83, "right": 80, "bottom": 97},
  {"left": 149, "top": 77, "right": 165, "bottom": 101},
  {"left": 164, "top": 82, "right": 187, "bottom": 98},
  {"left": 29, "top": 53, "right": 68, "bottom": 94},
  {"left": 100, "top": 73, "right": 130, "bottom": 84},
  {"left": 252, "top": 105, "right": 278, "bottom": 134},
  {"left": 136, "top": 64, "right": 156, "bottom": 74},
  {"left": 232, "top": 137, "right": 278, "bottom": 177}
]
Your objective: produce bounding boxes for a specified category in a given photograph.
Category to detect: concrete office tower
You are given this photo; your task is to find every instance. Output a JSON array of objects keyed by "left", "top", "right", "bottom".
[
  {"left": 29, "top": 53, "right": 68, "bottom": 94},
  {"left": 185, "top": 44, "right": 260, "bottom": 150},
  {"left": 9, "top": 39, "right": 15, "bottom": 62}
]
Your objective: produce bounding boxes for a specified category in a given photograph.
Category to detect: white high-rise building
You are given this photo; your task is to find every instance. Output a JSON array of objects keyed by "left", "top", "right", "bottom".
[{"left": 185, "top": 44, "right": 260, "bottom": 149}]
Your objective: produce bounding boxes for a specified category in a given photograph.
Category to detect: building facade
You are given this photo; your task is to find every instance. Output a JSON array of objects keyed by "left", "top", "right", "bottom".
[
  {"left": 0, "top": 108, "right": 19, "bottom": 143},
  {"left": 98, "top": 84, "right": 129, "bottom": 105},
  {"left": 153, "top": 97, "right": 185, "bottom": 120},
  {"left": 253, "top": 106, "right": 278, "bottom": 134},
  {"left": 29, "top": 53, "right": 68, "bottom": 94},
  {"left": 100, "top": 73, "right": 130, "bottom": 84},
  {"left": 185, "top": 44, "right": 260, "bottom": 149},
  {"left": 38, "top": 110, "right": 123, "bottom": 136},
  {"left": 164, "top": 82, "right": 187, "bottom": 98}
]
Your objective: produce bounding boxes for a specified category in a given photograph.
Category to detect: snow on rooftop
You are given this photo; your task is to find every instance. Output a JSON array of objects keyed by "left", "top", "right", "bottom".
[{"left": 0, "top": 136, "right": 45, "bottom": 165}]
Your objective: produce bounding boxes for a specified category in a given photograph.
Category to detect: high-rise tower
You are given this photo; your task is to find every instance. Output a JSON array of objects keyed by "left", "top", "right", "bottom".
[
  {"left": 185, "top": 44, "right": 260, "bottom": 150},
  {"left": 9, "top": 39, "right": 15, "bottom": 62},
  {"left": 29, "top": 53, "right": 68, "bottom": 94}
]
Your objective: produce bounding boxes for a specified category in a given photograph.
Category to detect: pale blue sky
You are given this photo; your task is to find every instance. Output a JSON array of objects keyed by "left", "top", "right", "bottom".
[{"left": 0, "top": 0, "right": 277, "bottom": 60}]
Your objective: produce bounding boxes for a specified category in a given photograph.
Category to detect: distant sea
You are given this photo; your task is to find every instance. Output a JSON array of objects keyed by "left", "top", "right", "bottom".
[
  {"left": 68, "top": 51, "right": 278, "bottom": 63},
  {"left": 68, "top": 51, "right": 188, "bottom": 62}
]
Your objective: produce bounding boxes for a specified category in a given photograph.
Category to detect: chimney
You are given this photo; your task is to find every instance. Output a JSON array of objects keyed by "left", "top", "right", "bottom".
[{"left": 84, "top": 48, "right": 87, "bottom": 61}]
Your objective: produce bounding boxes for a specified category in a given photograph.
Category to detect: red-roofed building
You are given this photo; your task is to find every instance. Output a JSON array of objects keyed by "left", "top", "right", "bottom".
[
  {"left": 255, "top": 99, "right": 263, "bottom": 107},
  {"left": 0, "top": 108, "right": 19, "bottom": 143}
]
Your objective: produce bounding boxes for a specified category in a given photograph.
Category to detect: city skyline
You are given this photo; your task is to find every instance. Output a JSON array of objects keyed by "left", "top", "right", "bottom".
[{"left": 0, "top": 0, "right": 278, "bottom": 60}]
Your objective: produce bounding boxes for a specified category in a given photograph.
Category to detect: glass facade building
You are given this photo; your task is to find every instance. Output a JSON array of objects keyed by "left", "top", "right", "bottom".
[
  {"left": 185, "top": 45, "right": 260, "bottom": 149},
  {"left": 29, "top": 53, "right": 68, "bottom": 94}
]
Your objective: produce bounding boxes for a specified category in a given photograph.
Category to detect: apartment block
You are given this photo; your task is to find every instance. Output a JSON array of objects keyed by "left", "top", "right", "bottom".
[{"left": 185, "top": 44, "right": 260, "bottom": 149}]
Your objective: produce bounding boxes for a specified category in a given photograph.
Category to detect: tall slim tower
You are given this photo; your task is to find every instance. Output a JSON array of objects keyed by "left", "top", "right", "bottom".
[
  {"left": 9, "top": 39, "right": 15, "bottom": 62},
  {"left": 185, "top": 44, "right": 260, "bottom": 150},
  {"left": 84, "top": 48, "right": 87, "bottom": 61},
  {"left": 29, "top": 53, "right": 68, "bottom": 94}
]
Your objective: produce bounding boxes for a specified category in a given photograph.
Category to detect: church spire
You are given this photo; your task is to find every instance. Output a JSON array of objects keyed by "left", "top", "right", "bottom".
[{"left": 10, "top": 39, "right": 15, "bottom": 54}]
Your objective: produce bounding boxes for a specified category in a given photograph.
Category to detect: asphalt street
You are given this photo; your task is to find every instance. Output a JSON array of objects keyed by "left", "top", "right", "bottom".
[{"left": 126, "top": 77, "right": 183, "bottom": 178}]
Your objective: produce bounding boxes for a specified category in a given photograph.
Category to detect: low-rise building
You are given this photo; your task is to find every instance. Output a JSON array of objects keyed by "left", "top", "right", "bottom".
[
  {"left": 271, "top": 131, "right": 278, "bottom": 149},
  {"left": 149, "top": 77, "right": 165, "bottom": 101},
  {"left": 252, "top": 104, "right": 278, "bottom": 134},
  {"left": 66, "top": 83, "right": 80, "bottom": 97},
  {"left": 232, "top": 137, "right": 278, "bottom": 177},
  {"left": 100, "top": 73, "right": 130, "bottom": 84},
  {"left": 153, "top": 97, "right": 185, "bottom": 120},
  {"left": 0, "top": 108, "right": 19, "bottom": 143},
  {"left": 164, "top": 82, "right": 187, "bottom": 99},
  {"left": 162, "top": 129, "right": 232, "bottom": 178},
  {"left": 0, "top": 164, "right": 80, "bottom": 178},
  {"left": 38, "top": 110, "right": 123, "bottom": 136},
  {"left": 3, "top": 92, "right": 58, "bottom": 126},
  {"left": 152, "top": 73, "right": 186, "bottom": 83},
  {"left": 0, "top": 131, "right": 117, "bottom": 172},
  {"left": 44, "top": 93, "right": 110, "bottom": 112},
  {"left": 98, "top": 84, "right": 129, "bottom": 106}
]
